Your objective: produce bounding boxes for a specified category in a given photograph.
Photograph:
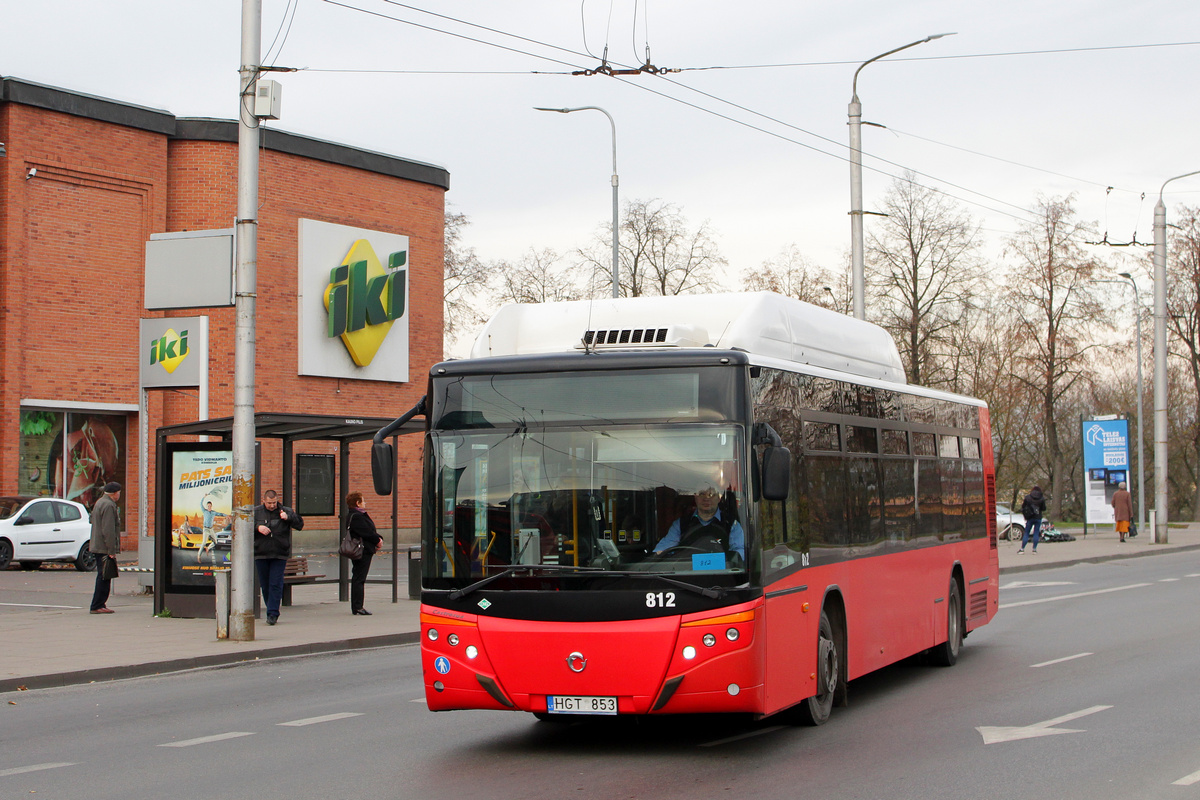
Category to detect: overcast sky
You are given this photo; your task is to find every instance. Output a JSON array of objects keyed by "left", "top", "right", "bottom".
[{"left": 6, "top": 1, "right": 1200, "bottom": 306}]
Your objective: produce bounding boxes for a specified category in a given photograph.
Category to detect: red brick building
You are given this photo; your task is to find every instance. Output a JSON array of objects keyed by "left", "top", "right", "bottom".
[{"left": 0, "top": 77, "right": 447, "bottom": 555}]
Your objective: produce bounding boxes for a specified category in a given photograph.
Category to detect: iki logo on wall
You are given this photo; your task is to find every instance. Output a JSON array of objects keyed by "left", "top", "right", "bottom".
[
  {"left": 323, "top": 240, "right": 408, "bottom": 367},
  {"left": 149, "top": 329, "right": 190, "bottom": 374},
  {"left": 299, "top": 219, "right": 409, "bottom": 383}
]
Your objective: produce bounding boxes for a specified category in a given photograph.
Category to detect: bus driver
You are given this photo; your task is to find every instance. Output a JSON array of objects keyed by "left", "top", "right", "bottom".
[{"left": 653, "top": 481, "right": 745, "bottom": 563}]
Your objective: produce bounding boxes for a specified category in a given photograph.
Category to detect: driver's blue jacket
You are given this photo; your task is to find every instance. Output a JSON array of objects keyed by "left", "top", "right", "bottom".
[{"left": 653, "top": 509, "right": 744, "bottom": 560}]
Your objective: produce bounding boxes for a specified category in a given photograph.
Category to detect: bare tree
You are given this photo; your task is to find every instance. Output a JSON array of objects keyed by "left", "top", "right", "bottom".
[
  {"left": 743, "top": 244, "right": 839, "bottom": 309},
  {"left": 580, "top": 199, "right": 727, "bottom": 297},
  {"left": 866, "top": 173, "right": 984, "bottom": 387},
  {"left": 443, "top": 210, "right": 489, "bottom": 344},
  {"left": 1164, "top": 205, "right": 1200, "bottom": 518},
  {"left": 493, "top": 247, "right": 583, "bottom": 305},
  {"left": 1007, "top": 195, "right": 1107, "bottom": 520}
]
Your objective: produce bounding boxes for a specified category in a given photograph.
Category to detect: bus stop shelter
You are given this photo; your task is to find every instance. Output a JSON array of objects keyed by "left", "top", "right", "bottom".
[{"left": 154, "top": 412, "right": 424, "bottom": 615}]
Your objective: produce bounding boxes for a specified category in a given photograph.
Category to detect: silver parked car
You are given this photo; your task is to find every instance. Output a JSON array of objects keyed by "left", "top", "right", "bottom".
[
  {"left": 996, "top": 503, "right": 1025, "bottom": 542},
  {"left": 0, "top": 496, "right": 95, "bottom": 571}
]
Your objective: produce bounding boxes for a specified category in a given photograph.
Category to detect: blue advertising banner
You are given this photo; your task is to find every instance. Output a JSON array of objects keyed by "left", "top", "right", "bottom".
[{"left": 1082, "top": 418, "right": 1129, "bottom": 524}]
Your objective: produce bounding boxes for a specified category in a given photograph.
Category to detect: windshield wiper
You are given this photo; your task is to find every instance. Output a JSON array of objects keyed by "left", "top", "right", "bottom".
[
  {"left": 448, "top": 564, "right": 605, "bottom": 599},
  {"left": 601, "top": 571, "right": 729, "bottom": 600}
]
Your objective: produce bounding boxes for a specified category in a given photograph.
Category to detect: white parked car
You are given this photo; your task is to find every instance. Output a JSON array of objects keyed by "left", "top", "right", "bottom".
[
  {"left": 996, "top": 503, "right": 1025, "bottom": 541},
  {"left": 0, "top": 496, "right": 95, "bottom": 571}
]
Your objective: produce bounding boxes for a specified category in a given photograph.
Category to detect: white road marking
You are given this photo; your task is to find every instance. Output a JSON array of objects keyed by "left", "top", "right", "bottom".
[
  {"left": 410, "top": 698, "right": 426, "bottom": 703},
  {"left": 1159, "top": 578, "right": 1180, "bottom": 582},
  {"left": 0, "top": 602, "right": 81, "bottom": 609},
  {"left": 0, "top": 762, "right": 76, "bottom": 777},
  {"left": 1031, "top": 652, "right": 1093, "bottom": 668},
  {"left": 1173, "top": 766, "right": 1200, "bottom": 786},
  {"left": 700, "top": 725, "right": 787, "bottom": 747},
  {"left": 976, "top": 705, "right": 1112, "bottom": 745},
  {"left": 1000, "top": 580, "right": 1075, "bottom": 590},
  {"left": 999, "top": 583, "right": 1151, "bottom": 609},
  {"left": 1187, "top": 574, "right": 1200, "bottom": 578},
  {"left": 278, "top": 712, "right": 363, "bottom": 727},
  {"left": 159, "top": 732, "right": 255, "bottom": 747}
]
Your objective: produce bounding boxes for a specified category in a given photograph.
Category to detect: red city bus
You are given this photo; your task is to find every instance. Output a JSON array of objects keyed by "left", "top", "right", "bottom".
[{"left": 372, "top": 292, "right": 999, "bottom": 723}]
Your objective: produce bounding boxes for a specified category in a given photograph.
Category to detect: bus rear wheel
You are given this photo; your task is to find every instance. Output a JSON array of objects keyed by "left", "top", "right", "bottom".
[
  {"left": 928, "top": 578, "right": 963, "bottom": 667},
  {"left": 796, "top": 610, "right": 838, "bottom": 725}
]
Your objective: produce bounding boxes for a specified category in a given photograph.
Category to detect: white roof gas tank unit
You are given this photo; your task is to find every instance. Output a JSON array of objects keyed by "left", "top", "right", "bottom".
[{"left": 468, "top": 292, "right": 906, "bottom": 383}]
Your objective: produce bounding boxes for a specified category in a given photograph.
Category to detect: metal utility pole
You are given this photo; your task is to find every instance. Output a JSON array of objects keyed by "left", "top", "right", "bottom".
[
  {"left": 1151, "top": 170, "right": 1200, "bottom": 544},
  {"left": 230, "top": 0, "right": 263, "bottom": 640},
  {"left": 535, "top": 106, "right": 620, "bottom": 298},
  {"left": 848, "top": 33, "right": 953, "bottom": 320},
  {"left": 1117, "top": 272, "right": 1146, "bottom": 535}
]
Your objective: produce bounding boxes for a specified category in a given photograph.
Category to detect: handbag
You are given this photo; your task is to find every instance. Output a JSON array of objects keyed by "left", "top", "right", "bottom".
[
  {"left": 339, "top": 534, "right": 364, "bottom": 560},
  {"left": 100, "top": 554, "right": 119, "bottom": 580}
]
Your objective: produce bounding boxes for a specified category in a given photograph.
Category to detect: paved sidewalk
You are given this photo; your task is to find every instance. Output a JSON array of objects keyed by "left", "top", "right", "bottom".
[{"left": 3, "top": 524, "right": 1198, "bottom": 694}]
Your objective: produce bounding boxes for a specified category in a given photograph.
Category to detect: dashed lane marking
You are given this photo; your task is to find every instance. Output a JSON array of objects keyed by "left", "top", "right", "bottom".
[
  {"left": 159, "top": 732, "right": 255, "bottom": 747},
  {"left": 0, "top": 763, "right": 76, "bottom": 777},
  {"left": 1159, "top": 578, "right": 1180, "bottom": 582},
  {"left": 1000, "top": 581, "right": 1075, "bottom": 590},
  {"left": 999, "top": 583, "right": 1151, "bottom": 609},
  {"left": 700, "top": 725, "right": 787, "bottom": 747},
  {"left": 1032, "top": 652, "right": 1093, "bottom": 668},
  {"left": 278, "top": 712, "right": 363, "bottom": 727},
  {"left": 1173, "top": 766, "right": 1200, "bottom": 786}
]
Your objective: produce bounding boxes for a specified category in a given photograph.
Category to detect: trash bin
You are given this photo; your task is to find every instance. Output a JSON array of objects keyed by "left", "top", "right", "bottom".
[{"left": 407, "top": 546, "right": 421, "bottom": 600}]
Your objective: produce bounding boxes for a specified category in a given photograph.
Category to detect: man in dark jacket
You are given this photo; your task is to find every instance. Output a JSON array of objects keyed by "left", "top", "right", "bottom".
[
  {"left": 1018, "top": 485, "right": 1047, "bottom": 554},
  {"left": 89, "top": 482, "right": 122, "bottom": 614},
  {"left": 254, "top": 490, "right": 304, "bottom": 625}
]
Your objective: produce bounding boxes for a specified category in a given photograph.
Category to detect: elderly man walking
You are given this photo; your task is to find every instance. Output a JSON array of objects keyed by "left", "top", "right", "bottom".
[{"left": 89, "top": 482, "right": 122, "bottom": 614}]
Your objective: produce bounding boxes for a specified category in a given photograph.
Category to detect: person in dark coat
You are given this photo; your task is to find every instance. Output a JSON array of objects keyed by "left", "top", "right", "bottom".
[
  {"left": 1018, "top": 485, "right": 1048, "bottom": 554},
  {"left": 346, "top": 491, "right": 383, "bottom": 616},
  {"left": 254, "top": 490, "right": 304, "bottom": 625},
  {"left": 89, "top": 482, "right": 122, "bottom": 614}
]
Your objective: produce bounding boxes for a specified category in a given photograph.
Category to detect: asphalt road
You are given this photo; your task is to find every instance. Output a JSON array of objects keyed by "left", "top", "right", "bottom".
[{"left": 3, "top": 551, "right": 1199, "bottom": 800}]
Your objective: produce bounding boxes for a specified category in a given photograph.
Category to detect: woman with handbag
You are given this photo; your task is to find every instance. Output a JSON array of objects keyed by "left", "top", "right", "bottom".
[{"left": 345, "top": 492, "right": 382, "bottom": 616}]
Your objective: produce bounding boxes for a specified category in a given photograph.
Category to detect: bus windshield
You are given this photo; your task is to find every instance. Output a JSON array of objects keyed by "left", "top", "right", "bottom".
[{"left": 426, "top": 424, "right": 749, "bottom": 590}]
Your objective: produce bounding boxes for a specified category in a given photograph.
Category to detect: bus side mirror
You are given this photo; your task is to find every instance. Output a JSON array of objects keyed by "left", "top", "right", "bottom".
[
  {"left": 761, "top": 446, "right": 791, "bottom": 501},
  {"left": 371, "top": 441, "right": 395, "bottom": 496}
]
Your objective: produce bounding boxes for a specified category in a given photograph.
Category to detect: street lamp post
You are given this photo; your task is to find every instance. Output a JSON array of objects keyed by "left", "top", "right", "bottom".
[
  {"left": 1152, "top": 170, "right": 1200, "bottom": 543},
  {"left": 848, "top": 33, "right": 954, "bottom": 320},
  {"left": 1117, "top": 272, "right": 1146, "bottom": 535},
  {"left": 535, "top": 106, "right": 620, "bottom": 298}
]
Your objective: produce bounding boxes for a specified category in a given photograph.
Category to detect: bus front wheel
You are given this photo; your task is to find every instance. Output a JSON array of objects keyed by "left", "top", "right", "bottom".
[{"left": 796, "top": 610, "right": 838, "bottom": 725}]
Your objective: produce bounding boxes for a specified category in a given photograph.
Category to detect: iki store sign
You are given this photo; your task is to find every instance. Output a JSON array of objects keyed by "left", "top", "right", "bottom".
[
  {"left": 298, "top": 219, "right": 410, "bottom": 383},
  {"left": 140, "top": 317, "right": 208, "bottom": 388}
]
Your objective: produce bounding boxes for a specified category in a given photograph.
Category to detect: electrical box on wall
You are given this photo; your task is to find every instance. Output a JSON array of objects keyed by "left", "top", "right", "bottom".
[{"left": 254, "top": 80, "right": 282, "bottom": 119}]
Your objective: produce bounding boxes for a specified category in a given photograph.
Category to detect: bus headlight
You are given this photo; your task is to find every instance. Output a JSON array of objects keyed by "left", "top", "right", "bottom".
[
  {"left": 427, "top": 628, "right": 438, "bottom": 641},
  {"left": 682, "top": 646, "right": 697, "bottom": 660},
  {"left": 726, "top": 627, "right": 740, "bottom": 642},
  {"left": 447, "top": 633, "right": 460, "bottom": 646},
  {"left": 702, "top": 633, "right": 716, "bottom": 647},
  {"left": 465, "top": 645, "right": 479, "bottom": 659}
]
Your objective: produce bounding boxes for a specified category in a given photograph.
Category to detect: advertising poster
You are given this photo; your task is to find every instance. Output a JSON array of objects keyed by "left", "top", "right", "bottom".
[
  {"left": 18, "top": 409, "right": 127, "bottom": 514},
  {"left": 1082, "top": 418, "right": 1129, "bottom": 524},
  {"left": 170, "top": 448, "right": 234, "bottom": 587}
]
